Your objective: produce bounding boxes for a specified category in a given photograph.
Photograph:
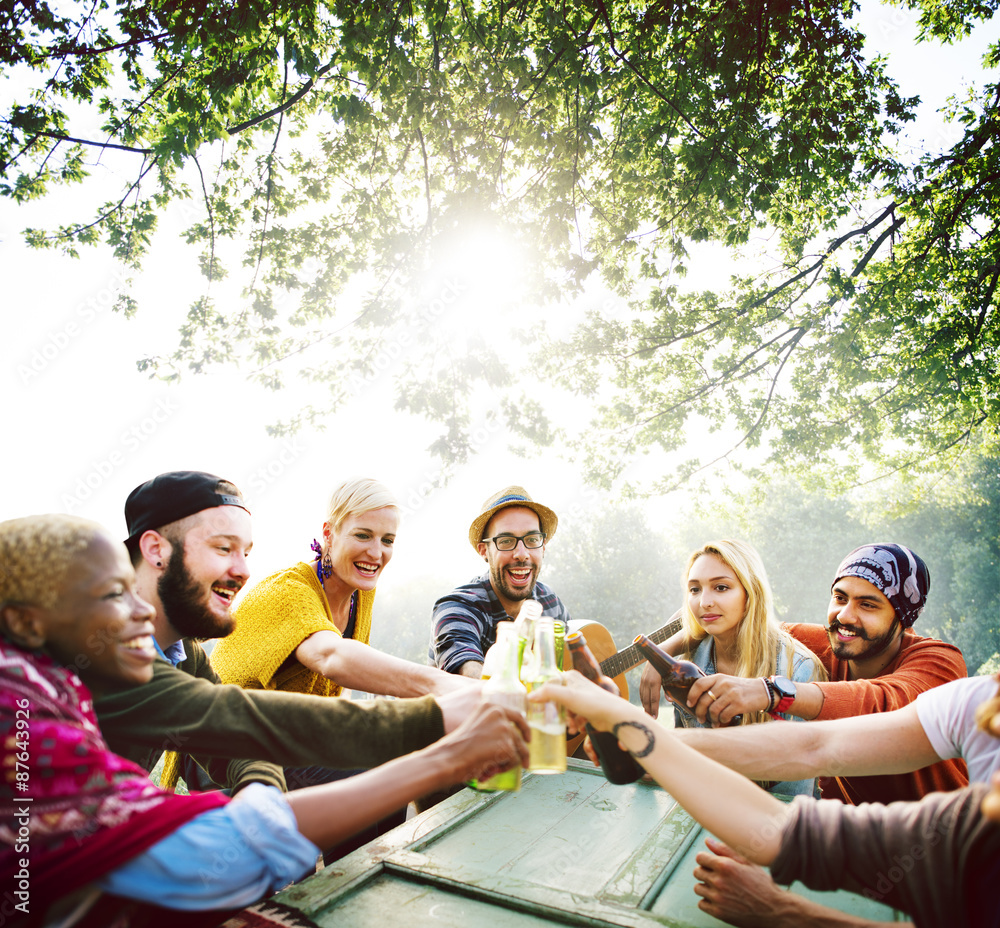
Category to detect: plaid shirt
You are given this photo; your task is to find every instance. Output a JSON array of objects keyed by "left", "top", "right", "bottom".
[{"left": 428, "top": 574, "right": 571, "bottom": 673}]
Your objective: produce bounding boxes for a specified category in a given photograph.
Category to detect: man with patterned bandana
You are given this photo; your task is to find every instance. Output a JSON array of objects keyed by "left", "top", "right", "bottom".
[{"left": 640, "top": 542, "right": 970, "bottom": 928}]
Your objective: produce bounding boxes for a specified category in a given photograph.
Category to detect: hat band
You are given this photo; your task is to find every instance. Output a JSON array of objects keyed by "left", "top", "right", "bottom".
[{"left": 491, "top": 494, "right": 531, "bottom": 506}]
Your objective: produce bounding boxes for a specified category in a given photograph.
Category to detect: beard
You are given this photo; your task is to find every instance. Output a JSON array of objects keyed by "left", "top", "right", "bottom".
[
  {"left": 158, "top": 544, "right": 237, "bottom": 641},
  {"left": 493, "top": 563, "right": 539, "bottom": 603},
  {"left": 827, "top": 617, "right": 900, "bottom": 663}
]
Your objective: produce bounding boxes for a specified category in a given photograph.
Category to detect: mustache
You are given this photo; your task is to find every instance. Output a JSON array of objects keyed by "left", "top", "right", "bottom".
[{"left": 828, "top": 619, "right": 872, "bottom": 641}]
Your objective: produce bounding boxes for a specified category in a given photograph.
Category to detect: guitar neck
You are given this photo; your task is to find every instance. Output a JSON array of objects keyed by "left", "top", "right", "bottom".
[{"left": 600, "top": 616, "right": 683, "bottom": 679}]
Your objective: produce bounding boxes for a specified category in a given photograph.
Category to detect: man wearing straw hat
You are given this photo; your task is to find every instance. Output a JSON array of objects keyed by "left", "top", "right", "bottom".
[{"left": 429, "top": 485, "right": 572, "bottom": 677}]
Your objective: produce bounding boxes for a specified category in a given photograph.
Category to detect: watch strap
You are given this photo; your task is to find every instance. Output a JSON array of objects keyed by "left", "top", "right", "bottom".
[
  {"left": 768, "top": 675, "right": 795, "bottom": 718},
  {"left": 762, "top": 677, "right": 777, "bottom": 713}
]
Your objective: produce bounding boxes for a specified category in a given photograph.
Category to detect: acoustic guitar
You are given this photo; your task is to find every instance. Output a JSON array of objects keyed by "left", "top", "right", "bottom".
[{"left": 563, "top": 611, "right": 683, "bottom": 755}]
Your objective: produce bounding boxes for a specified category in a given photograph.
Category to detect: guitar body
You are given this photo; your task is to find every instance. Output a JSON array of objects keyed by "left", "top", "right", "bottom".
[{"left": 564, "top": 620, "right": 629, "bottom": 698}]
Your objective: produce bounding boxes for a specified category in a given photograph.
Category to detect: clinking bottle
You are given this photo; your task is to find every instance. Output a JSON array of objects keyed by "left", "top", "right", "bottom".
[
  {"left": 515, "top": 599, "right": 542, "bottom": 683},
  {"left": 525, "top": 616, "right": 567, "bottom": 773},
  {"left": 479, "top": 620, "right": 515, "bottom": 682},
  {"left": 470, "top": 622, "right": 526, "bottom": 791},
  {"left": 634, "top": 634, "right": 713, "bottom": 727},
  {"left": 566, "top": 631, "right": 644, "bottom": 784}
]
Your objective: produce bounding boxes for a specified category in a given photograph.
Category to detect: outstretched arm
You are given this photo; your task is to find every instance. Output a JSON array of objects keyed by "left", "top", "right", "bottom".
[
  {"left": 97, "top": 701, "right": 530, "bottom": 911},
  {"left": 673, "top": 702, "right": 940, "bottom": 782},
  {"left": 297, "top": 629, "right": 477, "bottom": 698},
  {"left": 283, "top": 700, "right": 529, "bottom": 850},
  {"left": 531, "top": 672, "right": 790, "bottom": 865}
]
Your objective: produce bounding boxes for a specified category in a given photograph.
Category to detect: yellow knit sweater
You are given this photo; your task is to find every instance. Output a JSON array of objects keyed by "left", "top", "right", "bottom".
[{"left": 211, "top": 560, "right": 376, "bottom": 698}]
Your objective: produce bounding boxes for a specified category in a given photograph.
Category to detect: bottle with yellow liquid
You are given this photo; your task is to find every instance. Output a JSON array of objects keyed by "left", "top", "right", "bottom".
[
  {"left": 470, "top": 623, "right": 525, "bottom": 791},
  {"left": 525, "top": 616, "right": 567, "bottom": 774}
]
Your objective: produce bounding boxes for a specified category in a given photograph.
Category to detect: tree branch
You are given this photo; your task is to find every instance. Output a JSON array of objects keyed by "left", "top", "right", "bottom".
[
  {"left": 851, "top": 213, "right": 905, "bottom": 278},
  {"left": 34, "top": 131, "right": 153, "bottom": 155},
  {"left": 653, "top": 327, "right": 807, "bottom": 492},
  {"left": 32, "top": 157, "right": 159, "bottom": 243},
  {"left": 35, "top": 30, "right": 172, "bottom": 61},
  {"left": 226, "top": 61, "right": 336, "bottom": 135}
]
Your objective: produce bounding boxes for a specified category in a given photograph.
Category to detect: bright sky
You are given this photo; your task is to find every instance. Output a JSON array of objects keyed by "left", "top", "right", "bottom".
[{"left": 0, "top": 1, "right": 994, "bottom": 600}]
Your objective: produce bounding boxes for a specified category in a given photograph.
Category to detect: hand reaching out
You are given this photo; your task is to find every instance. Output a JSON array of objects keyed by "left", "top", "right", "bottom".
[
  {"left": 692, "top": 837, "right": 793, "bottom": 927},
  {"left": 436, "top": 700, "right": 530, "bottom": 784}
]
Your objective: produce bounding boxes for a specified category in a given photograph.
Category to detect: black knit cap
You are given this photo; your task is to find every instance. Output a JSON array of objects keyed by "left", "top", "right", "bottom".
[{"left": 124, "top": 471, "right": 249, "bottom": 551}]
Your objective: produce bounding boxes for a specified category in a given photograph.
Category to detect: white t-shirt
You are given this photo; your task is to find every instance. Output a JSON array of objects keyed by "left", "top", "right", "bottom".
[{"left": 915, "top": 672, "right": 1000, "bottom": 784}]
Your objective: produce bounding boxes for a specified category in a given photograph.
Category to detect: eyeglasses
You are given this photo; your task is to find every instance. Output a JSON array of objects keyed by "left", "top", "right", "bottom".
[{"left": 483, "top": 532, "right": 547, "bottom": 551}]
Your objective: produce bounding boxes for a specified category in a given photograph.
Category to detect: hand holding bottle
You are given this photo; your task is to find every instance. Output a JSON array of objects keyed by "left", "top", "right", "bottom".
[
  {"left": 529, "top": 670, "right": 644, "bottom": 736},
  {"left": 438, "top": 700, "right": 531, "bottom": 785},
  {"left": 634, "top": 636, "right": 744, "bottom": 728},
  {"left": 684, "top": 674, "right": 771, "bottom": 727},
  {"left": 567, "top": 631, "right": 643, "bottom": 784},
  {"left": 472, "top": 622, "right": 527, "bottom": 791}
]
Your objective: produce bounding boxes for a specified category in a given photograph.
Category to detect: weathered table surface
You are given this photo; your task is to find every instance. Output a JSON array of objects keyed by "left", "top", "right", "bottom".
[{"left": 274, "top": 759, "right": 903, "bottom": 926}]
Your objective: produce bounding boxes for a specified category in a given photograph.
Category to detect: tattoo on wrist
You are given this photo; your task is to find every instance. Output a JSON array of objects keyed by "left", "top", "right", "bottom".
[{"left": 612, "top": 721, "right": 655, "bottom": 758}]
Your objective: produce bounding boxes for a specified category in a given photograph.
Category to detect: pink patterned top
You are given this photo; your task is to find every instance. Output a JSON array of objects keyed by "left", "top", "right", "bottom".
[{"left": 0, "top": 640, "right": 228, "bottom": 904}]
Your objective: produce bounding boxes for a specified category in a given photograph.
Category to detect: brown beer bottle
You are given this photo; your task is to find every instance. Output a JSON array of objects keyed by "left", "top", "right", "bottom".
[
  {"left": 567, "top": 632, "right": 644, "bottom": 784},
  {"left": 634, "top": 634, "right": 706, "bottom": 726}
]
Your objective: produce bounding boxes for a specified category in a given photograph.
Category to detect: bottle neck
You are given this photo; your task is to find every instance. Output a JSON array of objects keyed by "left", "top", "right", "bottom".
[
  {"left": 532, "top": 622, "right": 558, "bottom": 673},
  {"left": 495, "top": 627, "right": 522, "bottom": 682}
]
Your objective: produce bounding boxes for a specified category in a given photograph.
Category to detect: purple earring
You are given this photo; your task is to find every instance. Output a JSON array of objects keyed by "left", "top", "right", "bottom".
[{"left": 311, "top": 538, "right": 333, "bottom": 579}]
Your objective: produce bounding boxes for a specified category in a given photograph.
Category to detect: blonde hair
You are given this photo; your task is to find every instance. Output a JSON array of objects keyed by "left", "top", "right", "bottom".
[
  {"left": 325, "top": 477, "right": 399, "bottom": 534},
  {"left": 0, "top": 514, "right": 103, "bottom": 610},
  {"left": 682, "top": 539, "right": 826, "bottom": 726}
]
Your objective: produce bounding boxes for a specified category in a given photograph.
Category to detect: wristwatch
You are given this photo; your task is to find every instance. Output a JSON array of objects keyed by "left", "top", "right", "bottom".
[{"left": 767, "top": 675, "right": 796, "bottom": 718}]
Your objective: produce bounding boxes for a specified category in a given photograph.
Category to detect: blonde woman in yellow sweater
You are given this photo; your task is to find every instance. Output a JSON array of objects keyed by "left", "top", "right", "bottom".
[
  {"left": 211, "top": 477, "right": 475, "bottom": 857},
  {"left": 213, "top": 477, "right": 470, "bottom": 700}
]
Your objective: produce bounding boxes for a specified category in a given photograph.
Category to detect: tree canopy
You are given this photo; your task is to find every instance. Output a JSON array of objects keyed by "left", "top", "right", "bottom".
[{"left": 3, "top": 0, "right": 998, "bottom": 488}]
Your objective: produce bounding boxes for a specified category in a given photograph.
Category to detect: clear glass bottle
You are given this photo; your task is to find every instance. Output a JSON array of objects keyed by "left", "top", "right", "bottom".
[
  {"left": 470, "top": 622, "right": 526, "bottom": 791},
  {"left": 480, "top": 620, "right": 515, "bottom": 681},
  {"left": 515, "top": 599, "right": 541, "bottom": 682},
  {"left": 525, "top": 616, "right": 567, "bottom": 774},
  {"left": 553, "top": 618, "right": 566, "bottom": 671}
]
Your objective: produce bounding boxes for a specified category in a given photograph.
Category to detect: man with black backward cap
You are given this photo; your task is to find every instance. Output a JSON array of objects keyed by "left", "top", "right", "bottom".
[{"left": 93, "top": 471, "right": 511, "bottom": 795}]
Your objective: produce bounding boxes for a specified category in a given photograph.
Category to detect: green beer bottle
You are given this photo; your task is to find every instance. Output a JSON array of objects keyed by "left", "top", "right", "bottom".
[{"left": 470, "top": 622, "right": 526, "bottom": 791}]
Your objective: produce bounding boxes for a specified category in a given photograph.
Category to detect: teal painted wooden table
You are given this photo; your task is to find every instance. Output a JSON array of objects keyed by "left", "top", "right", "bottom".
[{"left": 274, "top": 759, "right": 903, "bottom": 926}]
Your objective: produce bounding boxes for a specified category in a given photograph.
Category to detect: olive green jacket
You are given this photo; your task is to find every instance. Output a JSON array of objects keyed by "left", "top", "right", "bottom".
[{"left": 94, "top": 638, "right": 444, "bottom": 793}]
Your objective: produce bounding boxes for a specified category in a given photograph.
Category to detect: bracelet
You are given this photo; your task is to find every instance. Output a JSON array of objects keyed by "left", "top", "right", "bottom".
[
  {"left": 762, "top": 677, "right": 777, "bottom": 713},
  {"left": 611, "top": 721, "right": 656, "bottom": 758}
]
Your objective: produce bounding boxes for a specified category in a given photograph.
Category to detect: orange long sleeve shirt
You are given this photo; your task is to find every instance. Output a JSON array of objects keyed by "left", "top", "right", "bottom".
[{"left": 785, "top": 623, "right": 970, "bottom": 804}]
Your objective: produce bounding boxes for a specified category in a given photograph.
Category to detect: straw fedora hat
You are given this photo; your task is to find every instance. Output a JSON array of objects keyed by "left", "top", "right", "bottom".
[{"left": 468, "top": 486, "right": 558, "bottom": 551}]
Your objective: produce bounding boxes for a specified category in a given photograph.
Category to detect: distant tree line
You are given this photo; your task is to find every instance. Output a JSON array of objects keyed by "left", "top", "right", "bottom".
[{"left": 373, "top": 456, "right": 999, "bottom": 678}]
